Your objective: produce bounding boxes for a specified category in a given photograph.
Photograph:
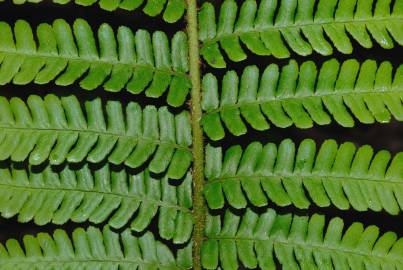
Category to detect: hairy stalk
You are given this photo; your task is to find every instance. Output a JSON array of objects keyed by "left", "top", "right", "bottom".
[{"left": 186, "top": 0, "right": 205, "bottom": 269}]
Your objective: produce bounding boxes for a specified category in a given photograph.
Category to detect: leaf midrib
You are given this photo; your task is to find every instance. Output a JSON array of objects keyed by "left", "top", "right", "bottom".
[
  {"left": 0, "top": 126, "right": 191, "bottom": 152},
  {"left": 207, "top": 236, "right": 402, "bottom": 263},
  {"left": 186, "top": 0, "right": 206, "bottom": 269},
  {"left": 203, "top": 88, "right": 402, "bottom": 116},
  {"left": 0, "top": 181, "right": 191, "bottom": 212},
  {"left": 1, "top": 257, "right": 187, "bottom": 270},
  {"left": 207, "top": 173, "right": 402, "bottom": 185},
  {"left": 0, "top": 49, "right": 189, "bottom": 78},
  {"left": 201, "top": 16, "right": 402, "bottom": 46}
]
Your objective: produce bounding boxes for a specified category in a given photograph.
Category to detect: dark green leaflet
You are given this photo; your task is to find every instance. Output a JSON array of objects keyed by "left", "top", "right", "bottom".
[
  {"left": 202, "top": 59, "right": 403, "bottom": 140},
  {"left": 199, "top": 0, "right": 403, "bottom": 68},
  {"left": 202, "top": 209, "right": 403, "bottom": 270}
]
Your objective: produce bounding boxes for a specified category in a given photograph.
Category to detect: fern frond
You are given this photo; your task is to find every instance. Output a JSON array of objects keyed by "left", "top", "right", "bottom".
[
  {"left": 201, "top": 208, "right": 403, "bottom": 270},
  {"left": 0, "top": 94, "right": 192, "bottom": 179},
  {"left": 199, "top": 0, "right": 403, "bottom": 68},
  {"left": 0, "top": 19, "right": 191, "bottom": 107},
  {"left": 4, "top": 0, "right": 186, "bottom": 23},
  {"left": 205, "top": 139, "right": 403, "bottom": 215},
  {"left": 0, "top": 226, "right": 193, "bottom": 269},
  {"left": 0, "top": 164, "right": 193, "bottom": 243},
  {"left": 202, "top": 59, "right": 403, "bottom": 140}
]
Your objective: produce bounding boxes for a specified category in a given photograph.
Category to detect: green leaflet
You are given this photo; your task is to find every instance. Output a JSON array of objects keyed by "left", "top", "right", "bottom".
[
  {"left": 199, "top": 0, "right": 403, "bottom": 68},
  {"left": 3, "top": 0, "right": 186, "bottom": 23},
  {"left": 0, "top": 19, "right": 191, "bottom": 107},
  {"left": 0, "top": 226, "right": 193, "bottom": 269},
  {"left": 202, "top": 58, "right": 403, "bottom": 140},
  {"left": 205, "top": 139, "right": 403, "bottom": 214},
  {"left": 0, "top": 94, "right": 192, "bottom": 179},
  {"left": 0, "top": 164, "right": 193, "bottom": 243},
  {"left": 202, "top": 208, "right": 403, "bottom": 270},
  {"left": 0, "top": 1, "right": 401, "bottom": 269}
]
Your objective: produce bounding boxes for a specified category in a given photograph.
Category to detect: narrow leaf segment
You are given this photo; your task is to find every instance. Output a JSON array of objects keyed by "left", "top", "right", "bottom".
[
  {"left": 0, "top": 164, "right": 193, "bottom": 243},
  {"left": 4, "top": 0, "right": 186, "bottom": 23},
  {"left": 205, "top": 139, "right": 403, "bottom": 215}
]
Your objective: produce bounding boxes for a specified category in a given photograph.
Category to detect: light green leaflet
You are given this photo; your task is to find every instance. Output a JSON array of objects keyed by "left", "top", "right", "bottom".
[
  {"left": 0, "top": 0, "right": 402, "bottom": 270},
  {"left": 0, "top": 94, "right": 192, "bottom": 179},
  {"left": 0, "top": 19, "right": 191, "bottom": 107},
  {"left": 0, "top": 226, "right": 192, "bottom": 269}
]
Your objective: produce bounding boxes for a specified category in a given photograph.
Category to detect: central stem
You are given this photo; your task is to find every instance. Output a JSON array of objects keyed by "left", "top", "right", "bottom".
[{"left": 186, "top": 1, "right": 205, "bottom": 270}]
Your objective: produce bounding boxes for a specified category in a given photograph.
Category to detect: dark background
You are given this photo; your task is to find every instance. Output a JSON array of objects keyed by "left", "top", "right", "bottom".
[{"left": 0, "top": 0, "right": 401, "bottom": 262}]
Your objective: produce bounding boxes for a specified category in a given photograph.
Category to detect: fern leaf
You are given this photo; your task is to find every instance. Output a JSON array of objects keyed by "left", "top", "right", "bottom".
[
  {"left": 205, "top": 139, "right": 403, "bottom": 215},
  {"left": 202, "top": 59, "right": 403, "bottom": 140},
  {"left": 0, "top": 94, "right": 192, "bottom": 179},
  {"left": 0, "top": 164, "right": 193, "bottom": 243},
  {"left": 199, "top": 0, "right": 403, "bottom": 68},
  {"left": 3, "top": 0, "right": 186, "bottom": 23},
  {"left": 201, "top": 208, "right": 403, "bottom": 270},
  {"left": 0, "top": 19, "right": 191, "bottom": 107},
  {"left": 0, "top": 226, "right": 193, "bottom": 269}
]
